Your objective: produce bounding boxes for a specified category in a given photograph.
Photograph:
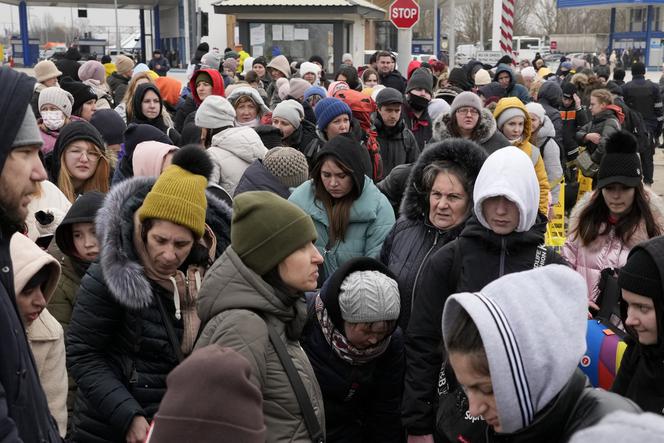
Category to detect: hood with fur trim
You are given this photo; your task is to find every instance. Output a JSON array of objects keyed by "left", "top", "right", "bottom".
[
  {"left": 95, "top": 176, "right": 232, "bottom": 309},
  {"left": 432, "top": 108, "right": 502, "bottom": 145},
  {"left": 400, "top": 139, "right": 487, "bottom": 221}
]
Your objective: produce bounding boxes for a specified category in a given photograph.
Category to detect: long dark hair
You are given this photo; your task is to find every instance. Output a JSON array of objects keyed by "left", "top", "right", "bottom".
[
  {"left": 311, "top": 156, "right": 359, "bottom": 245},
  {"left": 570, "top": 184, "right": 662, "bottom": 246},
  {"left": 446, "top": 308, "right": 489, "bottom": 376}
]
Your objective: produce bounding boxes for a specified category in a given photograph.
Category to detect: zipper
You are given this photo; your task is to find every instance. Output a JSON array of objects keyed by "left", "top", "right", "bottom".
[
  {"left": 410, "top": 231, "right": 439, "bottom": 315},
  {"left": 499, "top": 237, "right": 506, "bottom": 277}
]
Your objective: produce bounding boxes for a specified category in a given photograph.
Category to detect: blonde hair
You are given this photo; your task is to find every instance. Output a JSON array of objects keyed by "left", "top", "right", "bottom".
[
  {"left": 590, "top": 88, "right": 613, "bottom": 106},
  {"left": 124, "top": 72, "right": 155, "bottom": 121},
  {"left": 58, "top": 141, "right": 111, "bottom": 202}
]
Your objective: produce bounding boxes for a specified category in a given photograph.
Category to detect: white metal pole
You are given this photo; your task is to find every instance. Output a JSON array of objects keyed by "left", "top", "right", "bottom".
[
  {"left": 397, "top": 28, "right": 411, "bottom": 74},
  {"left": 449, "top": 0, "right": 455, "bottom": 66},
  {"left": 433, "top": 0, "right": 438, "bottom": 59},
  {"left": 480, "top": 0, "right": 484, "bottom": 49},
  {"left": 491, "top": 0, "right": 501, "bottom": 51},
  {"left": 114, "top": 0, "right": 121, "bottom": 54}
]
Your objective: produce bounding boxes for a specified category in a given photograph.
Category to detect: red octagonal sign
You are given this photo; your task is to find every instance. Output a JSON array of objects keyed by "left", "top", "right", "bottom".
[{"left": 390, "top": 0, "right": 420, "bottom": 29}]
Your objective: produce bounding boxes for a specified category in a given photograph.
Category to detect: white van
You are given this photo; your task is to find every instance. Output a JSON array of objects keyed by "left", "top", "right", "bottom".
[{"left": 512, "top": 36, "right": 548, "bottom": 62}]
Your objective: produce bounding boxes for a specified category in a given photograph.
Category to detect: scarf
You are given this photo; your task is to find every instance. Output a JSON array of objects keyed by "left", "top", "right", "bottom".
[
  {"left": 314, "top": 294, "right": 390, "bottom": 365},
  {"left": 132, "top": 212, "right": 214, "bottom": 355}
]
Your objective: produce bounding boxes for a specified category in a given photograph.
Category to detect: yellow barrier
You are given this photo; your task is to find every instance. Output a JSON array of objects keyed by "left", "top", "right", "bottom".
[
  {"left": 577, "top": 169, "right": 593, "bottom": 202},
  {"left": 545, "top": 181, "right": 566, "bottom": 249}
]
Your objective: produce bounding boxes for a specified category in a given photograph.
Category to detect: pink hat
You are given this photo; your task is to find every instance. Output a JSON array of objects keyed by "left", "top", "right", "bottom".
[
  {"left": 78, "top": 60, "right": 106, "bottom": 83},
  {"left": 327, "top": 80, "right": 349, "bottom": 96},
  {"left": 132, "top": 141, "right": 179, "bottom": 177}
]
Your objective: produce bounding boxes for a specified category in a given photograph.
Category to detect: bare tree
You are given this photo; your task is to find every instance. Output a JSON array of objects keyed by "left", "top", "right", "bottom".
[{"left": 533, "top": 0, "right": 558, "bottom": 35}]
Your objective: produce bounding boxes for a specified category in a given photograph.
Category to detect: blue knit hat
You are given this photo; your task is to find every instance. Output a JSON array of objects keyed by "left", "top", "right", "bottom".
[
  {"left": 304, "top": 85, "right": 327, "bottom": 102},
  {"left": 315, "top": 97, "right": 352, "bottom": 131}
]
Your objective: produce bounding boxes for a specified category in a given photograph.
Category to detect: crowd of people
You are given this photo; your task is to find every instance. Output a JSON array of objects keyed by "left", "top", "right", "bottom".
[{"left": 1, "top": 43, "right": 664, "bottom": 442}]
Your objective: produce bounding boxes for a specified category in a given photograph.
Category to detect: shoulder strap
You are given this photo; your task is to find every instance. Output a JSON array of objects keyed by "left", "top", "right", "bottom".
[
  {"left": 155, "top": 293, "right": 185, "bottom": 363},
  {"left": 265, "top": 321, "right": 325, "bottom": 443}
]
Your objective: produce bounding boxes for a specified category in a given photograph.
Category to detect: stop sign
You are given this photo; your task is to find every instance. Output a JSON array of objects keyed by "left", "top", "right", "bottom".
[{"left": 389, "top": 0, "right": 420, "bottom": 29}]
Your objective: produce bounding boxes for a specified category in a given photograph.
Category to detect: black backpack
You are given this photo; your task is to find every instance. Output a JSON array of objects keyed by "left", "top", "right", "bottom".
[{"left": 617, "top": 99, "right": 652, "bottom": 156}]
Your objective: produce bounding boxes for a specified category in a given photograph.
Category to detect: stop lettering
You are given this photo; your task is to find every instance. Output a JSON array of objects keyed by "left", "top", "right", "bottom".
[{"left": 389, "top": 0, "right": 420, "bottom": 29}]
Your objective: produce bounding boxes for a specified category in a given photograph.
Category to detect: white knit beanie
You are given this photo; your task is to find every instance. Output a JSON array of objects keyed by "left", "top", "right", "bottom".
[
  {"left": 195, "top": 95, "right": 236, "bottom": 129},
  {"left": 38, "top": 87, "right": 75, "bottom": 118},
  {"left": 496, "top": 107, "right": 527, "bottom": 129},
  {"left": 272, "top": 100, "right": 304, "bottom": 129},
  {"left": 299, "top": 61, "right": 321, "bottom": 77},
  {"left": 474, "top": 69, "right": 492, "bottom": 86},
  {"left": 525, "top": 102, "right": 546, "bottom": 125},
  {"left": 339, "top": 270, "right": 400, "bottom": 323},
  {"left": 520, "top": 66, "right": 537, "bottom": 81}
]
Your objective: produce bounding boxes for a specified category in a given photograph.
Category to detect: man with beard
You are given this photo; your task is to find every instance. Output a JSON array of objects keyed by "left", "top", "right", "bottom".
[
  {"left": 403, "top": 67, "right": 434, "bottom": 150},
  {"left": 376, "top": 51, "right": 407, "bottom": 94},
  {"left": 0, "top": 66, "right": 61, "bottom": 442}
]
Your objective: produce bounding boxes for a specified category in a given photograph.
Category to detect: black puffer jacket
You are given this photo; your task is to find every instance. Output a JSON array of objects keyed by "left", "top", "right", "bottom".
[
  {"left": 487, "top": 369, "right": 639, "bottom": 442},
  {"left": 537, "top": 81, "right": 565, "bottom": 150},
  {"left": 234, "top": 159, "right": 290, "bottom": 199},
  {"left": 379, "top": 70, "right": 407, "bottom": 94},
  {"left": 379, "top": 140, "right": 487, "bottom": 329},
  {"left": 66, "top": 177, "right": 231, "bottom": 442},
  {"left": 372, "top": 113, "right": 420, "bottom": 176},
  {"left": 301, "top": 258, "right": 404, "bottom": 443},
  {"left": 431, "top": 107, "right": 510, "bottom": 156},
  {"left": 611, "top": 236, "right": 664, "bottom": 415},
  {"left": 402, "top": 215, "right": 566, "bottom": 435},
  {"left": 284, "top": 119, "right": 322, "bottom": 169},
  {"left": 55, "top": 47, "right": 82, "bottom": 81}
]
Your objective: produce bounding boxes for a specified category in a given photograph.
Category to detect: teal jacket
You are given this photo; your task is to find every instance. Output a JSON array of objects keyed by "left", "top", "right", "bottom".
[{"left": 289, "top": 177, "right": 396, "bottom": 281}]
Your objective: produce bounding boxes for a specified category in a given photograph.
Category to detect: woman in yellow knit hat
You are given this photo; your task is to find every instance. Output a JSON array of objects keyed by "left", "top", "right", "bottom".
[{"left": 66, "top": 146, "right": 232, "bottom": 442}]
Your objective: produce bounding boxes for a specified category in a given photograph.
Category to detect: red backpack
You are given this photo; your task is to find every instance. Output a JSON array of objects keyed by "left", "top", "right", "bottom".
[{"left": 333, "top": 89, "right": 383, "bottom": 180}]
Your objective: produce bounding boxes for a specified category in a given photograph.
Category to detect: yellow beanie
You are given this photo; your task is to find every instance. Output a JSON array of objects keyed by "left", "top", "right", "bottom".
[{"left": 138, "top": 158, "right": 209, "bottom": 238}]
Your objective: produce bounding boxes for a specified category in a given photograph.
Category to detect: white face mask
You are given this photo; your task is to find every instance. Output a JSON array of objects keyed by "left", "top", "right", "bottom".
[{"left": 41, "top": 110, "right": 66, "bottom": 131}]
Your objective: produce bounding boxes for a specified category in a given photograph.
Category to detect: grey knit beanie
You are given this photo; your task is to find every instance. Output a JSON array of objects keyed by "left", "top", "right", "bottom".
[
  {"left": 449, "top": 91, "right": 484, "bottom": 116},
  {"left": 496, "top": 107, "right": 527, "bottom": 129},
  {"left": 263, "top": 147, "right": 309, "bottom": 188},
  {"left": 195, "top": 95, "right": 236, "bottom": 129},
  {"left": 38, "top": 87, "right": 74, "bottom": 118},
  {"left": 272, "top": 100, "right": 304, "bottom": 129},
  {"left": 339, "top": 270, "right": 400, "bottom": 323}
]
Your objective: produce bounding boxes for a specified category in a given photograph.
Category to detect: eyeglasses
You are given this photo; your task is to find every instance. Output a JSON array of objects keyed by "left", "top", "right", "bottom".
[
  {"left": 66, "top": 147, "right": 101, "bottom": 162},
  {"left": 457, "top": 107, "right": 479, "bottom": 116}
]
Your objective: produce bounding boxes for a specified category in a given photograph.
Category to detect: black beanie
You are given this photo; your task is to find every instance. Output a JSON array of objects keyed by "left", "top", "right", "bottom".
[
  {"left": 55, "top": 191, "right": 106, "bottom": 258},
  {"left": 252, "top": 56, "right": 267, "bottom": 68},
  {"left": 406, "top": 67, "right": 434, "bottom": 95},
  {"left": 117, "top": 123, "right": 172, "bottom": 179},
  {"left": 315, "top": 134, "right": 371, "bottom": 194},
  {"left": 597, "top": 130, "right": 642, "bottom": 189},
  {"left": 49, "top": 120, "right": 106, "bottom": 182},
  {"left": 619, "top": 246, "right": 662, "bottom": 299},
  {"left": 90, "top": 109, "right": 127, "bottom": 145},
  {"left": 562, "top": 82, "right": 577, "bottom": 99},
  {"left": 448, "top": 67, "right": 473, "bottom": 91},
  {"left": 101, "top": 55, "right": 112, "bottom": 64},
  {"left": 60, "top": 78, "right": 97, "bottom": 115},
  {"left": 255, "top": 125, "right": 283, "bottom": 149},
  {"left": 632, "top": 62, "right": 646, "bottom": 76}
]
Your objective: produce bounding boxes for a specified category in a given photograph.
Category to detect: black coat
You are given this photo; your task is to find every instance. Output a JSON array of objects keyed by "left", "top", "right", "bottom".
[
  {"left": 174, "top": 96, "right": 197, "bottom": 133},
  {"left": 0, "top": 68, "right": 61, "bottom": 442},
  {"left": 55, "top": 48, "right": 82, "bottom": 81},
  {"left": 537, "top": 81, "right": 565, "bottom": 150},
  {"left": 575, "top": 108, "right": 621, "bottom": 164},
  {"left": 106, "top": 72, "right": 130, "bottom": 108},
  {"left": 485, "top": 369, "right": 639, "bottom": 443},
  {"left": 622, "top": 75, "right": 664, "bottom": 135},
  {"left": 379, "top": 70, "right": 407, "bottom": 94},
  {"left": 301, "top": 258, "right": 404, "bottom": 443},
  {"left": 284, "top": 119, "right": 322, "bottom": 169},
  {"left": 560, "top": 104, "right": 589, "bottom": 162},
  {"left": 66, "top": 178, "right": 231, "bottom": 442},
  {"left": 379, "top": 139, "right": 487, "bottom": 329},
  {"left": 372, "top": 113, "right": 420, "bottom": 177},
  {"left": 402, "top": 215, "right": 566, "bottom": 435},
  {"left": 234, "top": 159, "right": 290, "bottom": 199},
  {"left": 403, "top": 103, "right": 432, "bottom": 151}
]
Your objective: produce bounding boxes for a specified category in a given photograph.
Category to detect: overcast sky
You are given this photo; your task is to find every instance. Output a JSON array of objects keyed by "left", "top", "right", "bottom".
[{"left": 0, "top": 5, "right": 140, "bottom": 34}]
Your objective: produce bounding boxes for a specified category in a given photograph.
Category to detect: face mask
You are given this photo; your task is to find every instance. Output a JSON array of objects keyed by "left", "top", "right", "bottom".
[
  {"left": 41, "top": 110, "right": 66, "bottom": 131},
  {"left": 407, "top": 93, "right": 430, "bottom": 112}
]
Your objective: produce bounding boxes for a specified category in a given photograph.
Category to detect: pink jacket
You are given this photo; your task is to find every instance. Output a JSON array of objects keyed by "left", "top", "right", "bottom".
[{"left": 563, "top": 188, "right": 664, "bottom": 301}]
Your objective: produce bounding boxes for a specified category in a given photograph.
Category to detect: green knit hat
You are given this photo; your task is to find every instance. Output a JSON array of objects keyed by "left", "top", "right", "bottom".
[
  {"left": 232, "top": 191, "right": 317, "bottom": 275},
  {"left": 138, "top": 164, "right": 208, "bottom": 238}
]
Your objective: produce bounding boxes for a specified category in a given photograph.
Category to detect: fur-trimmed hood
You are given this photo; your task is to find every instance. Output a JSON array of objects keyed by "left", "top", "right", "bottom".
[
  {"left": 399, "top": 138, "right": 488, "bottom": 221},
  {"left": 432, "top": 108, "right": 501, "bottom": 145},
  {"left": 568, "top": 187, "right": 664, "bottom": 249},
  {"left": 95, "top": 176, "right": 232, "bottom": 309}
]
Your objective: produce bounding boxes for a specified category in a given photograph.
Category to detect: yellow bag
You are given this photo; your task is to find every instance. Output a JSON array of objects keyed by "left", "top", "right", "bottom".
[
  {"left": 577, "top": 169, "right": 593, "bottom": 202},
  {"left": 545, "top": 181, "right": 566, "bottom": 249}
]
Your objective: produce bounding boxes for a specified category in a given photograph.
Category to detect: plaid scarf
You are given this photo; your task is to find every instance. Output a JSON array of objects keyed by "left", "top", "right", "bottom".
[{"left": 314, "top": 294, "right": 390, "bottom": 365}]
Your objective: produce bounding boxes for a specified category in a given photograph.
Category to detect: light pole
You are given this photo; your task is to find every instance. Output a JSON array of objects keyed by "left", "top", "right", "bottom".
[{"left": 114, "top": 0, "right": 121, "bottom": 55}]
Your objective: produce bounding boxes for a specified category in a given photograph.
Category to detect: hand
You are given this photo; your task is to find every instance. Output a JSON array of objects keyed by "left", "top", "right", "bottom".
[
  {"left": 126, "top": 416, "right": 150, "bottom": 443},
  {"left": 573, "top": 93, "right": 581, "bottom": 109},
  {"left": 408, "top": 435, "right": 435, "bottom": 443},
  {"left": 585, "top": 133, "right": 601, "bottom": 144},
  {"left": 155, "top": 64, "right": 161, "bottom": 70},
  {"left": 588, "top": 300, "right": 600, "bottom": 319}
]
